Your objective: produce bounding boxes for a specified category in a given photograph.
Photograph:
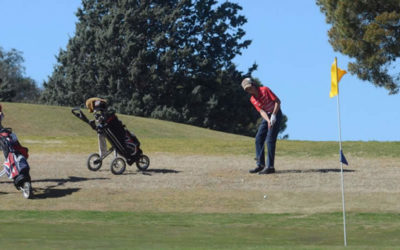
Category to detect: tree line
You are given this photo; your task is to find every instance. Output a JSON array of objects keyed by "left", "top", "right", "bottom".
[
  {"left": 4, "top": 0, "right": 400, "bottom": 137},
  {"left": 41, "top": 0, "right": 272, "bottom": 136},
  {"left": 4, "top": 0, "right": 400, "bottom": 138},
  {"left": 0, "top": 47, "right": 40, "bottom": 103},
  {"left": 1, "top": 0, "right": 289, "bottom": 138}
]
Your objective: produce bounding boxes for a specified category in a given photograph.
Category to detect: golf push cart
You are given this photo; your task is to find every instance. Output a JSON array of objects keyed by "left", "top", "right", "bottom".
[{"left": 72, "top": 98, "right": 149, "bottom": 175}]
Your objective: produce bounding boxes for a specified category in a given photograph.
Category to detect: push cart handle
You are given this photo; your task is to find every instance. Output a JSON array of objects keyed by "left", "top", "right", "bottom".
[{"left": 71, "top": 107, "right": 90, "bottom": 124}]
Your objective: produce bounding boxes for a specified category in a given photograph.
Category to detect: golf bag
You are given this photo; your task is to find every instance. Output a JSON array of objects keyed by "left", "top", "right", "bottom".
[
  {"left": 95, "top": 111, "right": 141, "bottom": 165},
  {"left": 0, "top": 128, "right": 31, "bottom": 191}
]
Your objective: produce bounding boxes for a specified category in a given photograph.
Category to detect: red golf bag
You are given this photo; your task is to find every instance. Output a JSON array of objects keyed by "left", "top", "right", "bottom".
[{"left": 0, "top": 128, "right": 32, "bottom": 198}]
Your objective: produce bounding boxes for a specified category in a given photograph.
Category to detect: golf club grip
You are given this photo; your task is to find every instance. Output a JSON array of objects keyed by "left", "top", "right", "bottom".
[{"left": 71, "top": 108, "right": 90, "bottom": 124}]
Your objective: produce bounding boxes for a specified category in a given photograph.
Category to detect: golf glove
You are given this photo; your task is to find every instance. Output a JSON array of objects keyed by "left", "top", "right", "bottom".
[{"left": 270, "top": 114, "right": 277, "bottom": 126}]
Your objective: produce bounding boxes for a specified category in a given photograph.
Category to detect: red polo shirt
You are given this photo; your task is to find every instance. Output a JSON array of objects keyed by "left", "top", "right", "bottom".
[{"left": 250, "top": 86, "right": 278, "bottom": 113}]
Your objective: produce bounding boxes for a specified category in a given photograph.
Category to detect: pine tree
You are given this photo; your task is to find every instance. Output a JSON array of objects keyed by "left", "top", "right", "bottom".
[
  {"left": 317, "top": 0, "right": 400, "bottom": 94},
  {"left": 42, "top": 0, "right": 288, "bottom": 136}
]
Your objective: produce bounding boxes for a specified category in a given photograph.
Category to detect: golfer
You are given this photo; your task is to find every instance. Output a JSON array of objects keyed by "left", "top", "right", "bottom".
[{"left": 242, "top": 78, "right": 282, "bottom": 174}]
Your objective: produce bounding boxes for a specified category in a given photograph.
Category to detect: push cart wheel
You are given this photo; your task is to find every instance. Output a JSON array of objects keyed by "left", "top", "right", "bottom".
[
  {"left": 21, "top": 182, "right": 33, "bottom": 199},
  {"left": 111, "top": 157, "right": 126, "bottom": 175},
  {"left": 87, "top": 153, "right": 102, "bottom": 171},
  {"left": 136, "top": 155, "right": 150, "bottom": 171}
]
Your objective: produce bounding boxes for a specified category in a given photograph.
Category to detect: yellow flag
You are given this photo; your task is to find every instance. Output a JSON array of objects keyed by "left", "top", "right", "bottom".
[{"left": 330, "top": 57, "right": 347, "bottom": 98}]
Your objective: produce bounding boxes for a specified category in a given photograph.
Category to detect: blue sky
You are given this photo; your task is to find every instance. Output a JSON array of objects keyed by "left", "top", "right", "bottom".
[{"left": 0, "top": 0, "right": 399, "bottom": 141}]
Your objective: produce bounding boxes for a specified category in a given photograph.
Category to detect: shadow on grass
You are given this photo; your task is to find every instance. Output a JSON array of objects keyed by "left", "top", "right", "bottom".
[
  {"left": 276, "top": 169, "right": 355, "bottom": 174},
  {"left": 30, "top": 176, "right": 109, "bottom": 199},
  {"left": 70, "top": 167, "right": 181, "bottom": 176},
  {"left": 33, "top": 187, "right": 81, "bottom": 199},
  {"left": 123, "top": 168, "right": 181, "bottom": 176},
  {"left": 32, "top": 176, "right": 109, "bottom": 185}
]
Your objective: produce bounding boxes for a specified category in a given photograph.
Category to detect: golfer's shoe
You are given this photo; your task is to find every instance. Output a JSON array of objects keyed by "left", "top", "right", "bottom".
[
  {"left": 258, "top": 167, "right": 275, "bottom": 174},
  {"left": 249, "top": 166, "right": 264, "bottom": 173}
]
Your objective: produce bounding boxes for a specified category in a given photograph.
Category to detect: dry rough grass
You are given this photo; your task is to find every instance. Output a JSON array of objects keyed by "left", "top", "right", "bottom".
[{"left": 0, "top": 153, "right": 399, "bottom": 214}]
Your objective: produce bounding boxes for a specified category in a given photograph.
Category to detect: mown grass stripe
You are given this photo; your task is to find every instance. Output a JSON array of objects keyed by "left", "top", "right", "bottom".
[{"left": 0, "top": 211, "right": 399, "bottom": 249}]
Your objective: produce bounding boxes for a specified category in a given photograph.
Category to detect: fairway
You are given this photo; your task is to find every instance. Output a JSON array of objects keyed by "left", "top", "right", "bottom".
[
  {"left": 0, "top": 103, "right": 399, "bottom": 249},
  {"left": 0, "top": 211, "right": 400, "bottom": 249}
]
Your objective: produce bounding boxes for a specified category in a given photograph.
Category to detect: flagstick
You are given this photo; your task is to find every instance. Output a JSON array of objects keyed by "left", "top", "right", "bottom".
[{"left": 336, "top": 61, "right": 348, "bottom": 247}]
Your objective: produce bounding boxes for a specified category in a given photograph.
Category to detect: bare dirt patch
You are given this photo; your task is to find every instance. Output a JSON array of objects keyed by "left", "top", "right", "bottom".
[{"left": 0, "top": 153, "right": 399, "bottom": 214}]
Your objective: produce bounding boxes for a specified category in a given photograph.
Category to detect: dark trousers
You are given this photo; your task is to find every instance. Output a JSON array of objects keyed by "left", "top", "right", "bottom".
[{"left": 255, "top": 110, "right": 282, "bottom": 168}]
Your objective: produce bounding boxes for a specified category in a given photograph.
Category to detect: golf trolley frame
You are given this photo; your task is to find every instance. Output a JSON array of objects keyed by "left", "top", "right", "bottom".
[{"left": 72, "top": 108, "right": 150, "bottom": 175}]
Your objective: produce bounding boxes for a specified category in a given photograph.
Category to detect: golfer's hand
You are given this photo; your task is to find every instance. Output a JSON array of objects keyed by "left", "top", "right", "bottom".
[
  {"left": 270, "top": 114, "right": 276, "bottom": 126},
  {"left": 267, "top": 120, "right": 272, "bottom": 129}
]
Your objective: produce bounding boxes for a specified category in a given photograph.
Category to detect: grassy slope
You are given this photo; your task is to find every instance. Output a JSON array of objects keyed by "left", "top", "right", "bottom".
[{"left": 2, "top": 102, "right": 399, "bottom": 157}]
